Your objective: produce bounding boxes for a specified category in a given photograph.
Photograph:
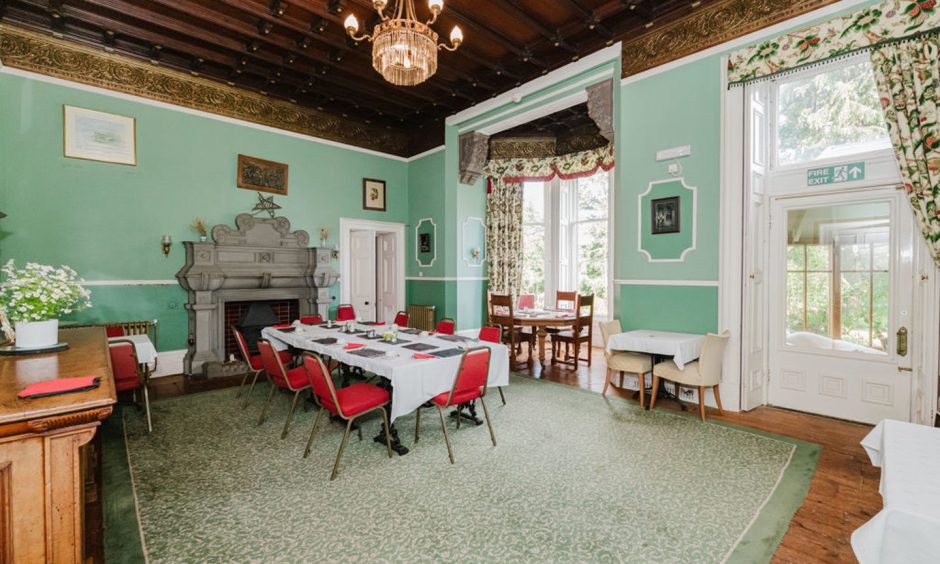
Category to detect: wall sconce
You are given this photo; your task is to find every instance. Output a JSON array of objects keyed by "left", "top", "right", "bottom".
[
  {"left": 470, "top": 247, "right": 481, "bottom": 260},
  {"left": 331, "top": 246, "right": 339, "bottom": 260},
  {"left": 161, "top": 235, "right": 172, "bottom": 257},
  {"left": 319, "top": 227, "right": 329, "bottom": 245}
]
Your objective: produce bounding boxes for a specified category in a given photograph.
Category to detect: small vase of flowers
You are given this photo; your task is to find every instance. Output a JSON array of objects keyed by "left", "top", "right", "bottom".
[
  {"left": 190, "top": 217, "right": 208, "bottom": 242},
  {"left": 1, "top": 260, "right": 92, "bottom": 348}
]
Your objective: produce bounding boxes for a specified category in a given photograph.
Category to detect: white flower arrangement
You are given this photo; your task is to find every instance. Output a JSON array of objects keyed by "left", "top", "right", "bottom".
[{"left": 1, "top": 260, "right": 92, "bottom": 323}]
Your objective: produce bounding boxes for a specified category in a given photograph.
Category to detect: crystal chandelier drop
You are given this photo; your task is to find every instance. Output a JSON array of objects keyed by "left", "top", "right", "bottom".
[{"left": 344, "top": 0, "right": 463, "bottom": 87}]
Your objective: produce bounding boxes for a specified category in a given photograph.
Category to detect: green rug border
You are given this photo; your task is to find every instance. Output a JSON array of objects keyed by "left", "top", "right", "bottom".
[{"left": 105, "top": 373, "right": 820, "bottom": 564}]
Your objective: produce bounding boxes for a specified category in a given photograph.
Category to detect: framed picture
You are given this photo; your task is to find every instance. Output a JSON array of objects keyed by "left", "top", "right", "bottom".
[
  {"left": 419, "top": 233, "right": 431, "bottom": 253},
  {"left": 237, "top": 154, "right": 289, "bottom": 195},
  {"left": 63, "top": 105, "right": 137, "bottom": 165},
  {"left": 363, "top": 178, "right": 386, "bottom": 211},
  {"left": 651, "top": 196, "right": 680, "bottom": 234}
]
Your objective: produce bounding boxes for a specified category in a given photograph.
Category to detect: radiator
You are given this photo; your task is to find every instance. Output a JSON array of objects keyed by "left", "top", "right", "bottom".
[{"left": 406, "top": 304, "right": 436, "bottom": 331}]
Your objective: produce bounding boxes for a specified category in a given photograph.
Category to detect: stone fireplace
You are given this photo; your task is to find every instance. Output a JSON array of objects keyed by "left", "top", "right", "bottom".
[{"left": 176, "top": 213, "right": 339, "bottom": 376}]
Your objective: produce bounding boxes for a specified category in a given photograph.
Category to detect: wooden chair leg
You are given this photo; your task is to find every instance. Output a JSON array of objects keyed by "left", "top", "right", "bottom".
[
  {"left": 637, "top": 373, "right": 645, "bottom": 410},
  {"left": 713, "top": 385, "right": 724, "bottom": 415},
  {"left": 619, "top": 372, "right": 624, "bottom": 388},
  {"left": 437, "top": 406, "right": 455, "bottom": 464},
  {"left": 698, "top": 385, "right": 706, "bottom": 422},
  {"left": 649, "top": 375, "right": 660, "bottom": 411},
  {"left": 303, "top": 407, "right": 325, "bottom": 458},
  {"left": 602, "top": 368, "right": 611, "bottom": 396},
  {"left": 587, "top": 342, "right": 592, "bottom": 366}
]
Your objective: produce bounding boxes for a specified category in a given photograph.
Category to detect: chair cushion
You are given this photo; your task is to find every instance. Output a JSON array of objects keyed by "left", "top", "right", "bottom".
[
  {"left": 248, "top": 349, "right": 292, "bottom": 371},
  {"left": 606, "top": 351, "right": 652, "bottom": 373},
  {"left": 115, "top": 375, "right": 139, "bottom": 392},
  {"left": 653, "top": 360, "right": 711, "bottom": 387},
  {"left": 272, "top": 365, "right": 309, "bottom": 390},
  {"left": 335, "top": 383, "right": 390, "bottom": 417},
  {"left": 431, "top": 386, "right": 482, "bottom": 407}
]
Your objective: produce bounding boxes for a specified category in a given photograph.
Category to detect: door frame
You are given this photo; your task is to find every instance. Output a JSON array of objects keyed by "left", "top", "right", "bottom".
[{"left": 339, "top": 217, "right": 406, "bottom": 315}]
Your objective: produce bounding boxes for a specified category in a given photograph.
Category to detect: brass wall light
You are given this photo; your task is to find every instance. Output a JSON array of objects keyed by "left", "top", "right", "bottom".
[{"left": 161, "top": 235, "right": 172, "bottom": 257}]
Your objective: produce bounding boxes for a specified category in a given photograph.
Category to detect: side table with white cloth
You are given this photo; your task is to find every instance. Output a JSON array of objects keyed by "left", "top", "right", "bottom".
[
  {"left": 851, "top": 419, "right": 940, "bottom": 564},
  {"left": 605, "top": 330, "right": 706, "bottom": 408}
]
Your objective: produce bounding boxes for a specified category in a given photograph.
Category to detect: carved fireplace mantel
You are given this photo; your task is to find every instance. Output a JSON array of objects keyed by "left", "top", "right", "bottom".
[{"left": 176, "top": 213, "right": 338, "bottom": 376}]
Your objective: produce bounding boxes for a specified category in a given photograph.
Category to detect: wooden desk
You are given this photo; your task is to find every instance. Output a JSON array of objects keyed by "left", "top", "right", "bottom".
[{"left": 0, "top": 327, "right": 116, "bottom": 564}]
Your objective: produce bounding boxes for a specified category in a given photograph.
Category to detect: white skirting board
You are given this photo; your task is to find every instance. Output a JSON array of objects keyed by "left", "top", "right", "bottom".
[{"left": 151, "top": 349, "right": 186, "bottom": 378}]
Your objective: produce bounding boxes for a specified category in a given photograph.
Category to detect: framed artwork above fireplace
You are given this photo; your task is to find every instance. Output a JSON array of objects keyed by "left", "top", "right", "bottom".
[{"left": 237, "top": 154, "right": 289, "bottom": 195}]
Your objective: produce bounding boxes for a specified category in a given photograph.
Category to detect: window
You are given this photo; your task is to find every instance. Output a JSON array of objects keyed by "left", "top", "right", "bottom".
[
  {"left": 774, "top": 58, "right": 891, "bottom": 167},
  {"left": 520, "top": 170, "right": 611, "bottom": 316}
]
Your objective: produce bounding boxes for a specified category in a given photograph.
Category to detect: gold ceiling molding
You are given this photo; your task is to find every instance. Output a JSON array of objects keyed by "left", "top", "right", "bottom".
[
  {"left": 621, "top": 0, "right": 839, "bottom": 79},
  {"left": 0, "top": 24, "right": 409, "bottom": 156},
  {"left": 489, "top": 137, "right": 556, "bottom": 160}
]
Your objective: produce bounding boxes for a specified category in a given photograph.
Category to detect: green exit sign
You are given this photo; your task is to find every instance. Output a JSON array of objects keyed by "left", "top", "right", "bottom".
[{"left": 807, "top": 162, "right": 865, "bottom": 186}]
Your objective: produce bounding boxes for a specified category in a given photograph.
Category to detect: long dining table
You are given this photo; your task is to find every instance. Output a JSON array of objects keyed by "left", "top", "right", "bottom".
[{"left": 260, "top": 322, "right": 510, "bottom": 423}]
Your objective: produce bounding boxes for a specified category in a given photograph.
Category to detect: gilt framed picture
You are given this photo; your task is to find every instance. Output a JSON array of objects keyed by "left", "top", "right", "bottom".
[
  {"left": 237, "top": 154, "right": 289, "bottom": 195},
  {"left": 651, "top": 196, "right": 680, "bottom": 235},
  {"left": 63, "top": 105, "right": 137, "bottom": 165},
  {"left": 363, "top": 178, "right": 387, "bottom": 212}
]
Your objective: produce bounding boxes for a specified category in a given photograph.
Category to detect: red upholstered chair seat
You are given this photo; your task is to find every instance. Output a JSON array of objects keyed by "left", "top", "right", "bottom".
[
  {"left": 431, "top": 386, "right": 481, "bottom": 407},
  {"left": 115, "top": 375, "right": 140, "bottom": 392},
  {"left": 300, "top": 315, "right": 323, "bottom": 324},
  {"left": 105, "top": 325, "right": 126, "bottom": 338},
  {"left": 323, "top": 383, "right": 391, "bottom": 417},
  {"left": 271, "top": 365, "right": 308, "bottom": 390},
  {"left": 248, "top": 349, "right": 292, "bottom": 371}
]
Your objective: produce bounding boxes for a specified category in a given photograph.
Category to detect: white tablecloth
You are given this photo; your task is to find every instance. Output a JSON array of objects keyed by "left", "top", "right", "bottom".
[
  {"left": 851, "top": 419, "right": 940, "bottom": 564},
  {"left": 108, "top": 334, "right": 158, "bottom": 367},
  {"left": 605, "top": 330, "right": 705, "bottom": 369},
  {"left": 261, "top": 324, "right": 509, "bottom": 421}
]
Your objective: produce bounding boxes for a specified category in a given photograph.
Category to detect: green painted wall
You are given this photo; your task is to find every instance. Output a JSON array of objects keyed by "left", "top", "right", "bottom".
[
  {"left": 618, "top": 285, "right": 719, "bottom": 334},
  {"left": 0, "top": 73, "right": 408, "bottom": 351}
]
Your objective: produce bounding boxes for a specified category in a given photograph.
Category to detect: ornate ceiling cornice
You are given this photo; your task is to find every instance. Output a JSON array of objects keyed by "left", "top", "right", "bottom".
[
  {"left": 621, "top": 0, "right": 839, "bottom": 79},
  {"left": 0, "top": 24, "right": 409, "bottom": 156},
  {"left": 489, "top": 137, "right": 556, "bottom": 160}
]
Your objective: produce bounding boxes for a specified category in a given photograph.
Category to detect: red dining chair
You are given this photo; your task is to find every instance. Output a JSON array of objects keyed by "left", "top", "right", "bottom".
[
  {"left": 479, "top": 324, "right": 507, "bottom": 406},
  {"left": 257, "top": 339, "right": 311, "bottom": 439},
  {"left": 109, "top": 340, "right": 152, "bottom": 433},
  {"left": 299, "top": 315, "right": 323, "bottom": 324},
  {"left": 517, "top": 294, "right": 536, "bottom": 310},
  {"left": 105, "top": 325, "right": 126, "bottom": 338},
  {"left": 414, "top": 347, "right": 496, "bottom": 464},
  {"left": 302, "top": 353, "right": 393, "bottom": 480},
  {"left": 233, "top": 327, "right": 293, "bottom": 407},
  {"left": 336, "top": 304, "right": 356, "bottom": 322},
  {"left": 435, "top": 317, "right": 456, "bottom": 335},
  {"left": 394, "top": 310, "right": 409, "bottom": 327}
]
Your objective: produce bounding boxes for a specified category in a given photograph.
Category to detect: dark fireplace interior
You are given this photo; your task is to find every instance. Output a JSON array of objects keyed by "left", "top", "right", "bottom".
[{"left": 225, "top": 299, "right": 299, "bottom": 359}]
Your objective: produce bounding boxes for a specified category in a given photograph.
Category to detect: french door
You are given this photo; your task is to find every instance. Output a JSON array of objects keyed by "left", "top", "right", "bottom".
[{"left": 766, "top": 188, "right": 915, "bottom": 424}]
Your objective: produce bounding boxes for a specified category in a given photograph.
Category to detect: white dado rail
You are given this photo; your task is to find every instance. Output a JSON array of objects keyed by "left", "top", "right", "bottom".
[{"left": 176, "top": 213, "right": 338, "bottom": 376}]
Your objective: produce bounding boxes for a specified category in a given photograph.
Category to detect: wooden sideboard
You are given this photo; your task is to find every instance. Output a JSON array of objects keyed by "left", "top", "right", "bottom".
[{"left": 0, "top": 327, "right": 116, "bottom": 563}]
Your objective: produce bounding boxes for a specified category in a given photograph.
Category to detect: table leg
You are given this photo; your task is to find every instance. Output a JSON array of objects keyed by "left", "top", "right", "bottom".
[
  {"left": 371, "top": 379, "right": 409, "bottom": 456},
  {"left": 537, "top": 328, "right": 547, "bottom": 365},
  {"left": 449, "top": 401, "right": 483, "bottom": 426}
]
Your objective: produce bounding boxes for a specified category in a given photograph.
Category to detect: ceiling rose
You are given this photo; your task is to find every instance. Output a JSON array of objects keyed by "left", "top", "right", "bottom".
[{"left": 344, "top": 0, "right": 462, "bottom": 87}]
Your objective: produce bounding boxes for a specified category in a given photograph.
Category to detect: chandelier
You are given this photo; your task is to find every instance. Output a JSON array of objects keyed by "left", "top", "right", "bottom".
[{"left": 344, "top": 0, "right": 463, "bottom": 87}]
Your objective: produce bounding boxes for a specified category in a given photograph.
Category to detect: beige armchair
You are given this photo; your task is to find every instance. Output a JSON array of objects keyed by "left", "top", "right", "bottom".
[
  {"left": 600, "top": 320, "right": 653, "bottom": 408},
  {"left": 650, "top": 331, "right": 730, "bottom": 422}
]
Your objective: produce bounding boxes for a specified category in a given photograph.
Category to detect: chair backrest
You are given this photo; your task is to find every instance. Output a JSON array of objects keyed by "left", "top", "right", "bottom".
[
  {"left": 105, "top": 325, "right": 126, "bottom": 338},
  {"left": 698, "top": 331, "right": 731, "bottom": 386},
  {"left": 299, "top": 315, "right": 323, "bottom": 324},
  {"left": 394, "top": 311, "right": 409, "bottom": 327},
  {"left": 479, "top": 324, "right": 501, "bottom": 344},
  {"left": 443, "top": 347, "right": 491, "bottom": 406},
  {"left": 435, "top": 317, "right": 456, "bottom": 335},
  {"left": 302, "top": 353, "right": 344, "bottom": 417},
  {"left": 336, "top": 304, "right": 356, "bottom": 322},
  {"left": 232, "top": 326, "right": 253, "bottom": 363},
  {"left": 517, "top": 294, "right": 535, "bottom": 310},
  {"left": 488, "top": 293, "right": 514, "bottom": 325},
  {"left": 575, "top": 294, "right": 594, "bottom": 331},
  {"left": 599, "top": 319, "right": 622, "bottom": 355},
  {"left": 556, "top": 291, "right": 577, "bottom": 311},
  {"left": 257, "top": 339, "right": 296, "bottom": 390},
  {"left": 108, "top": 340, "right": 140, "bottom": 388}
]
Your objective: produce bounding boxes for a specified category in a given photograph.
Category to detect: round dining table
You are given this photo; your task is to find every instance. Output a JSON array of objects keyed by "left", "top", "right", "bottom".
[{"left": 512, "top": 309, "right": 577, "bottom": 366}]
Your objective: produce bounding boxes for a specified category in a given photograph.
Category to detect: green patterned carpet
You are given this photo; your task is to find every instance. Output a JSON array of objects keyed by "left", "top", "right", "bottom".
[{"left": 106, "top": 375, "right": 818, "bottom": 563}]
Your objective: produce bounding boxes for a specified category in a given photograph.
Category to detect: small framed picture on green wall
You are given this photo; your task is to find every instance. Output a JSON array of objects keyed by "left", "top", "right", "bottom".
[
  {"left": 63, "top": 105, "right": 137, "bottom": 166},
  {"left": 651, "top": 196, "right": 680, "bottom": 235},
  {"left": 363, "top": 178, "right": 387, "bottom": 211}
]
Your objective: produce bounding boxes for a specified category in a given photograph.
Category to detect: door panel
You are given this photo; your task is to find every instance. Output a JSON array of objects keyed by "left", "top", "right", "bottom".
[
  {"left": 377, "top": 233, "right": 398, "bottom": 323},
  {"left": 349, "top": 230, "right": 376, "bottom": 322}
]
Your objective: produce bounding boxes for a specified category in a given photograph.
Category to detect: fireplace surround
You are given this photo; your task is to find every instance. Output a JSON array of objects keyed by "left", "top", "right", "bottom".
[{"left": 176, "top": 213, "right": 338, "bottom": 376}]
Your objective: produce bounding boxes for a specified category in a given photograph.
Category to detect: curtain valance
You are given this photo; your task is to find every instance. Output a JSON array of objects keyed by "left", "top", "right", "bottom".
[
  {"left": 727, "top": 0, "right": 940, "bottom": 86},
  {"left": 483, "top": 144, "right": 614, "bottom": 188}
]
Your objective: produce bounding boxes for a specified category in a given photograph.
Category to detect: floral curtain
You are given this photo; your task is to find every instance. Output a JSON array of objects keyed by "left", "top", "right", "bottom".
[
  {"left": 483, "top": 144, "right": 614, "bottom": 185},
  {"left": 870, "top": 35, "right": 940, "bottom": 265},
  {"left": 486, "top": 178, "right": 524, "bottom": 295},
  {"left": 728, "top": 0, "right": 940, "bottom": 85}
]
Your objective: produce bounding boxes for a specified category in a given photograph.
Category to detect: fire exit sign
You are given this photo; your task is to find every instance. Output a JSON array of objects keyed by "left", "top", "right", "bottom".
[{"left": 807, "top": 162, "right": 865, "bottom": 186}]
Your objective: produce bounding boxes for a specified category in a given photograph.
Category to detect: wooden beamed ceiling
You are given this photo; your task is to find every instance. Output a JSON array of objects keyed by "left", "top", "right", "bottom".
[{"left": 0, "top": 0, "right": 706, "bottom": 155}]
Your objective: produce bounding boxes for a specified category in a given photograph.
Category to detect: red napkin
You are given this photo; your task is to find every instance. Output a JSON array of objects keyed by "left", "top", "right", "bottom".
[
  {"left": 18, "top": 375, "right": 101, "bottom": 399},
  {"left": 368, "top": 322, "right": 386, "bottom": 326},
  {"left": 412, "top": 353, "right": 435, "bottom": 359},
  {"left": 273, "top": 323, "right": 292, "bottom": 329},
  {"left": 343, "top": 343, "right": 366, "bottom": 350}
]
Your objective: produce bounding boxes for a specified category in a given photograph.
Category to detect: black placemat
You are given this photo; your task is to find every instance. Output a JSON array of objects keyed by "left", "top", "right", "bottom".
[
  {"left": 400, "top": 328, "right": 422, "bottom": 335},
  {"left": 349, "top": 348, "right": 386, "bottom": 358},
  {"left": 361, "top": 334, "right": 384, "bottom": 340},
  {"left": 312, "top": 337, "right": 338, "bottom": 345},
  {"left": 403, "top": 342, "right": 437, "bottom": 352},
  {"left": 432, "top": 348, "right": 465, "bottom": 358},
  {"left": 437, "top": 334, "right": 473, "bottom": 343}
]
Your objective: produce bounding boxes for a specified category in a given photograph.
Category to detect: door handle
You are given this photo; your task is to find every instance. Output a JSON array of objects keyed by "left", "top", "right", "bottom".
[
  {"left": 365, "top": 301, "right": 370, "bottom": 305},
  {"left": 896, "top": 326, "right": 908, "bottom": 357}
]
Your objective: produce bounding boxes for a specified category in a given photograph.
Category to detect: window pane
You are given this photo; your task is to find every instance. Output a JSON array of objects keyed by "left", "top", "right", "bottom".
[
  {"left": 841, "top": 272, "right": 871, "bottom": 348},
  {"left": 872, "top": 272, "right": 890, "bottom": 351},
  {"left": 806, "top": 245, "right": 831, "bottom": 271},
  {"left": 521, "top": 224, "right": 545, "bottom": 306},
  {"left": 523, "top": 182, "right": 544, "bottom": 224},
  {"left": 776, "top": 59, "right": 891, "bottom": 166},
  {"left": 787, "top": 245, "right": 805, "bottom": 270},
  {"left": 805, "top": 272, "right": 831, "bottom": 335},
  {"left": 577, "top": 171, "right": 608, "bottom": 221},
  {"left": 786, "top": 272, "right": 805, "bottom": 332},
  {"left": 577, "top": 221, "right": 607, "bottom": 315},
  {"left": 840, "top": 243, "right": 871, "bottom": 271}
]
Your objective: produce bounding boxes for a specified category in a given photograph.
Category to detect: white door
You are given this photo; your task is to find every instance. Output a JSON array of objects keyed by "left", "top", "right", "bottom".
[
  {"left": 376, "top": 232, "right": 399, "bottom": 323},
  {"left": 349, "top": 230, "right": 376, "bottom": 322},
  {"left": 767, "top": 189, "right": 915, "bottom": 424}
]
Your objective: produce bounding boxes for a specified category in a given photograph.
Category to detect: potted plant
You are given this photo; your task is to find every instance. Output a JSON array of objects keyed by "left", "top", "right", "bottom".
[
  {"left": 190, "top": 217, "right": 208, "bottom": 242},
  {"left": 1, "top": 260, "right": 92, "bottom": 348}
]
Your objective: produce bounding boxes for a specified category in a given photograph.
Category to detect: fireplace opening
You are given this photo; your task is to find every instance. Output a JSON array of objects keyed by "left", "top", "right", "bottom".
[{"left": 225, "top": 299, "right": 299, "bottom": 359}]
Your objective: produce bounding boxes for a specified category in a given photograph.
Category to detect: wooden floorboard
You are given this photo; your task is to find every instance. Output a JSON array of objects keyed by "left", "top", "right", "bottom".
[{"left": 146, "top": 347, "right": 883, "bottom": 563}]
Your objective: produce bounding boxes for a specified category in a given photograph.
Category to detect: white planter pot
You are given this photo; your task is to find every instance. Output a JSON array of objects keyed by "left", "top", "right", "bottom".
[{"left": 14, "top": 319, "right": 59, "bottom": 348}]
